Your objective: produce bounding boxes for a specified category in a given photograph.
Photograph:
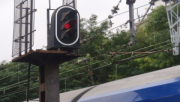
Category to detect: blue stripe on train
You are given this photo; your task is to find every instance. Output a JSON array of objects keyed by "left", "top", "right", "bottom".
[{"left": 78, "top": 77, "right": 180, "bottom": 102}]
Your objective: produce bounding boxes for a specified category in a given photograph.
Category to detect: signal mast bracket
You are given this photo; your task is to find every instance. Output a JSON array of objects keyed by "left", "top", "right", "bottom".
[{"left": 165, "top": 0, "right": 180, "bottom": 55}]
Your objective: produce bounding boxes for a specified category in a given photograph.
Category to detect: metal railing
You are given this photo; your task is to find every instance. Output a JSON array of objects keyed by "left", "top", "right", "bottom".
[{"left": 12, "top": 0, "right": 36, "bottom": 57}]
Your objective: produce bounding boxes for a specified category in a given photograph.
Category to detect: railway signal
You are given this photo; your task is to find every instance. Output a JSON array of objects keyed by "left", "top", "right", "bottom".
[{"left": 47, "top": 6, "right": 80, "bottom": 50}]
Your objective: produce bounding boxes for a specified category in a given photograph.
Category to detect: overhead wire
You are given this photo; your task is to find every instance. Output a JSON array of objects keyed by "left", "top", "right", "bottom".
[
  {"left": 1, "top": 24, "right": 170, "bottom": 101},
  {"left": 0, "top": 1, "right": 171, "bottom": 101},
  {"left": 59, "top": 45, "right": 172, "bottom": 81},
  {"left": 0, "top": 76, "right": 38, "bottom": 92},
  {"left": 60, "top": 21, "right": 171, "bottom": 71},
  {"left": 60, "top": 29, "right": 171, "bottom": 74},
  {"left": 81, "top": 4, "right": 165, "bottom": 42},
  {"left": 0, "top": 63, "right": 26, "bottom": 72},
  {"left": 80, "top": 1, "right": 166, "bottom": 46},
  {"left": 0, "top": 66, "right": 38, "bottom": 96},
  {"left": 0, "top": 63, "right": 37, "bottom": 73},
  {"left": 0, "top": 0, "right": 167, "bottom": 98},
  {"left": 97, "top": 3, "right": 150, "bottom": 24},
  {"left": 0, "top": 86, "right": 38, "bottom": 99},
  {"left": 106, "top": 7, "right": 164, "bottom": 33},
  {"left": 0, "top": 65, "right": 37, "bottom": 82},
  {"left": 66, "top": 6, "right": 168, "bottom": 71},
  {"left": 4, "top": 44, "right": 168, "bottom": 97},
  {"left": 59, "top": 39, "right": 171, "bottom": 76}
]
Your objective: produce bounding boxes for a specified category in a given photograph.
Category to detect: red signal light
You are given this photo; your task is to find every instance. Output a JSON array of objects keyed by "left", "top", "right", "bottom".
[{"left": 64, "top": 23, "right": 71, "bottom": 29}]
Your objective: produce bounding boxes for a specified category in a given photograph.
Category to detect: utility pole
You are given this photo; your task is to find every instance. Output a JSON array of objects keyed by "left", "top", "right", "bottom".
[
  {"left": 63, "top": 0, "right": 77, "bottom": 9},
  {"left": 126, "top": 0, "right": 136, "bottom": 44}
]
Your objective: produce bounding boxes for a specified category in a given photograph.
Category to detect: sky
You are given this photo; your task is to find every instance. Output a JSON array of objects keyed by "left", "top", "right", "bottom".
[{"left": 0, "top": 0, "right": 164, "bottom": 62}]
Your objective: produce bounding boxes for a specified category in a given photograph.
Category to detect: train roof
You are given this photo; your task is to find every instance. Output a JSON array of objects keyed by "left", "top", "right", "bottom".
[{"left": 26, "top": 65, "right": 180, "bottom": 102}]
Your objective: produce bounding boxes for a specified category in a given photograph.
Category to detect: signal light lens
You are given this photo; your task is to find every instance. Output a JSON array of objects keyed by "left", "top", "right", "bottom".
[{"left": 64, "top": 23, "right": 71, "bottom": 29}]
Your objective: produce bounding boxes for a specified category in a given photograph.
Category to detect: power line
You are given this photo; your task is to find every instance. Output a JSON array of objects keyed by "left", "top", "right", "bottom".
[
  {"left": 1, "top": 0, "right": 166, "bottom": 96},
  {"left": 0, "top": 65, "right": 37, "bottom": 82},
  {"left": 61, "top": 25, "right": 171, "bottom": 70},
  {"left": 115, "top": 3, "right": 150, "bottom": 18},
  {"left": 0, "top": 63, "right": 25, "bottom": 72},
  {"left": 0, "top": 63, "right": 37, "bottom": 73},
  {"left": 0, "top": 76, "right": 38, "bottom": 92},
  {"left": 60, "top": 30, "right": 171, "bottom": 73},
  {"left": 107, "top": 7, "right": 164, "bottom": 33},
  {"left": 0, "top": 86, "right": 38, "bottom": 99},
  {"left": 59, "top": 46, "right": 172, "bottom": 81},
  {"left": 0, "top": 0, "right": 168, "bottom": 100},
  {"left": 97, "top": 3, "right": 150, "bottom": 24},
  {"left": 59, "top": 39, "right": 171, "bottom": 75},
  {"left": 0, "top": 68, "right": 28, "bottom": 81},
  {"left": 59, "top": 43, "right": 172, "bottom": 92},
  {"left": 81, "top": 15, "right": 168, "bottom": 65},
  {"left": 81, "top": 5, "right": 166, "bottom": 43},
  {"left": 1, "top": 29, "right": 170, "bottom": 101},
  {"left": 79, "top": 5, "right": 168, "bottom": 57}
]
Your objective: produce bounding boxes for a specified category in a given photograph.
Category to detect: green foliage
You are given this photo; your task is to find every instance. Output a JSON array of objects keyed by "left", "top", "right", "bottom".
[
  {"left": 59, "top": 6, "right": 180, "bottom": 93},
  {"left": 144, "top": 6, "right": 169, "bottom": 33},
  {"left": 2, "top": 6, "right": 180, "bottom": 101},
  {"left": 0, "top": 62, "right": 39, "bottom": 102}
]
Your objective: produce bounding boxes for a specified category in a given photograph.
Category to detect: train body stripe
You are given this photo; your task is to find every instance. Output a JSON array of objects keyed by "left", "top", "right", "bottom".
[{"left": 78, "top": 77, "right": 180, "bottom": 102}]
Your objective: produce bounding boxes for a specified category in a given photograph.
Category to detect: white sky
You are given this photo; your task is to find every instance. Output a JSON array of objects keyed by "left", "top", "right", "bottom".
[{"left": 0, "top": 0, "right": 165, "bottom": 62}]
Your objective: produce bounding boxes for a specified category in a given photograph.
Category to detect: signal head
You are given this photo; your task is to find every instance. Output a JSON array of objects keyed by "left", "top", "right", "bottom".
[{"left": 47, "top": 6, "right": 80, "bottom": 50}]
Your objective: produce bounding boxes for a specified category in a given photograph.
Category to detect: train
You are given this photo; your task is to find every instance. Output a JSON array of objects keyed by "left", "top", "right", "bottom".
[{"left": 27, "top": 65, "right": 180, "bottom": 102}]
